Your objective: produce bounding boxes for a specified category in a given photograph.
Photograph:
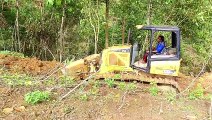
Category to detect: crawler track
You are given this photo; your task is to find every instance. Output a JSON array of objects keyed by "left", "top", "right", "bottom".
[{"left": 94, "top": 71, "right": 189, "bottom": 92}]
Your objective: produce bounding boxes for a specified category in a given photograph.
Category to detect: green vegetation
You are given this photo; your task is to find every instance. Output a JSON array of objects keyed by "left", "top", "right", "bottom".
[
  {"left": 127, "top": 82, "right": 137, "bottom": 91},
  {"left": 165, "top": 91, "right": 176, "bottom": 103},
  {"left": 105, "top": 74, "right": 137, "bottom": 89},
  {"left": 0, "top": 51, "right": 25, "bottom": 58},
  {"left": 63, "top": 106, "right": 75, "bottom": 114},
  {"left": 149, "top": 82, "right": 159, "bottom": 96},
  {"left": 113, "top": 74, "right": 121, "bottom": 79},
  {"left": 2, "top": 73, "right": 76, "bottom": 87},
  {"left": 105, "top": 78, "right": 115, "bottom": 88},
  {"left": 89, "top": 80, "right": 101, "bottom": 95},
  {"left": 59, "top": 76, "right": 75, "bottom": 86},
  {"left": 24, "top": 90, "right": 50, "bottom": 104},
  {"left": 2, "top": 73, "right": 35, "bottom": 86},
  {"left": 79, "top": 93, "right": 89, "bottom": 101},
  {"left": 118, "top": 82, "right": 127, "bottom": 91},
  {"left": 43, "top": 78, "right": 56, "bottom": 86},
  {"left": 118, "top": 81, "right": 137, "bottom": 91},
  {"left": 93, "top": 80, "right": 101, "bottom": 88},
  {"left": 188, "top": 84, "right": 204, "bottom": 100}
]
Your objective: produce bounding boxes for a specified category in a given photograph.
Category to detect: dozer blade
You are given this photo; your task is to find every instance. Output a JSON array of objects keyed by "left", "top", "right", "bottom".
[{"left": 62, "top": 54, "right": 100, "bottom": 79}]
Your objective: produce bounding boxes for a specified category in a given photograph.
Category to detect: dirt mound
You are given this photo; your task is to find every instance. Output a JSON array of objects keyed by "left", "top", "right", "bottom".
[{"left": 0, "top": 54, "right": 62, "bottom": 75}]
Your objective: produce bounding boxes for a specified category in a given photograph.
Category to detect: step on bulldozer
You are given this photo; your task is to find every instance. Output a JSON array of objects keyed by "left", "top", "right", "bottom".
[{"left": 63, "top": 25, "right": 185, "bottom": 92}]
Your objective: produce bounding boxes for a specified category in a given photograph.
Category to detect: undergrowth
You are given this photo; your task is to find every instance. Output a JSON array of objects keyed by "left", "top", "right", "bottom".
[
  {"left": 165, "top": 91, "right": 177, "bottom": 103},
  {"left": 188, "top": 84, "right": 204, "bottom": 100},
  {"left": 2, "top": 73, "right": 35, "bottom": 86},
  {"left": 105, "top": 78, "right": 115, "bottom": 88},
  {"left": 24, "top": 90, "right": 50, "bottom": 104},
  {"left": 2, "top": 73, "right": 77, "bottom": 87},
  {"left": 89, "top": 80, "right": 101, "bottom": 95},
  {"left": 104, "top": 74, "right": 121, "bottom": 88},
  {"left": 59, "top": 76, "right": 75, "bottom": 86},
  {"left": 79, "top": 93, "right": 89, "bottom": 101},
  {"left": 117, "top": 81, "right": 137, "bottom": 91},
  {"left": 149, "top": 82, "right": 159, "bottom": 96},
  {"left": 0, "top": 50, "right": 25, "bottom": 58}
]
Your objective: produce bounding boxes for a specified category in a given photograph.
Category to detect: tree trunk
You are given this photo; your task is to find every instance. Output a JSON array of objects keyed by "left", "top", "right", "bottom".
[
  {"left": 127, "top": 28, "right": 131, "bottom": 44},
  {"left": 15, "top": 0, "right": 20, "bottom": 52},
  {"left": 146, "top": 0, "right": 152, "bottom": 25},
  {"left": 89, "top": 3, "right": 97, "bottom": 54},
  {"left": 142, "top": 0, "right": 152, "bottom": 52},
  {"left": 122, "top": 18, "right": 126, "bottom": 45},
  {"left": 88, "top": 0, "right": 100, "bottom": 54},
  {"left": 95, "top": 0, "right": 100, "bottom": 54},
  {"left": 105, "top": 0, "right": 109, "bottom": 48},
  {"left": 1, "top": 0, "right": 4, "bottom": 11},
  {"left": 58, "top": 0, "right": 66, "bottom": 62}
]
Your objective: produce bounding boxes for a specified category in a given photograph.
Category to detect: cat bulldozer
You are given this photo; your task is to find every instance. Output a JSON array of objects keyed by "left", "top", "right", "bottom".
[{"left": 64, "top": 25, "right": 184, "bottom": 92}]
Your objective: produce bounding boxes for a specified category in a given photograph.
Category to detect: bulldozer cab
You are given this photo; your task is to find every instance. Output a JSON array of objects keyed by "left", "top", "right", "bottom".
[
  {"left": 131, "top": 26, "right": 181, "bottom": 76},
  {"left": 99, "top": 25, "right": 181, "bottom": 76}
]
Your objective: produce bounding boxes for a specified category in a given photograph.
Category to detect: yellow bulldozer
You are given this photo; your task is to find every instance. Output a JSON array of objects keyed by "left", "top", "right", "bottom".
[{"left": 63, "top": 25, "right": 184, "bottom": 91}]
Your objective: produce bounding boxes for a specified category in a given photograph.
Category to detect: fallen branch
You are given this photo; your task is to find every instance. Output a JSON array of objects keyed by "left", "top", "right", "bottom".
[
  {"left": 118, "top": 91, "right": 128, "bottom": 110},
  {"left": 40, "top": 65, "right": 65, "bottom": 82},
  {"left": 38, "top": 63, "right": 63, "bottom": 81},
  {"left": 59, "top": 73, "right": 96, "bottom": 100},
  {"left": 159, "top": 101, "right": 163, "bottom": 115}
]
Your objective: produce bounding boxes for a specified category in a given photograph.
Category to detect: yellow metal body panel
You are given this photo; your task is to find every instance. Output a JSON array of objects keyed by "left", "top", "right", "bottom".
[
  {"left": 99, "top": 45, "right": 181, "bottom": 76},
  {"left": 99, "top": 45, "right": 133, "bottom": 74},
  {"left": 150, "top": 60, "right": 181, "bottom": 76}
]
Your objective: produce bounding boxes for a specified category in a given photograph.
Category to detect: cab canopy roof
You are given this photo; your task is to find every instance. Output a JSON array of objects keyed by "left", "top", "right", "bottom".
[{"left": 136, "top": 25, "right": 180, "bottom": 31}]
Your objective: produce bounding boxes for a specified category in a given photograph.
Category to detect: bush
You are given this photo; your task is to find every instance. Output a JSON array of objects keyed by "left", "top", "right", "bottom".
[{"left": 24, "top": 90, "right": 50, "bottom": 104}]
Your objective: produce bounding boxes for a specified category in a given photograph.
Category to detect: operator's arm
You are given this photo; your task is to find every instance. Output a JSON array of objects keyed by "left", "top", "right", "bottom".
[{"left": 156, "top": 43, "right": 165, "bottom": 53}]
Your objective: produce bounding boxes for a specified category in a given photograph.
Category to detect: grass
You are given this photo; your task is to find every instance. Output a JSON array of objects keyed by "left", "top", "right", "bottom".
[{"left": 149, "top": 82, "right": 159, "bottom": 96}]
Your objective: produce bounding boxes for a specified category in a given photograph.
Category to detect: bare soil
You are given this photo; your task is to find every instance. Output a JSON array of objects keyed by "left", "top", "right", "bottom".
[
  {"left": 0, "top": 84, "right": 211, "bottom": 120},
  {"left": 0, "top": 54, "right": 62, "bottom": 75},
  {"left": 0, "top": 55, "right": 211, "bottom": 120}
]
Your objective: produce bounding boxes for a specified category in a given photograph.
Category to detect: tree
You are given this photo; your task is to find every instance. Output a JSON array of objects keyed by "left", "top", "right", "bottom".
[{"left": 105, "top": 0, "right": 109, "bottom": 48}]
